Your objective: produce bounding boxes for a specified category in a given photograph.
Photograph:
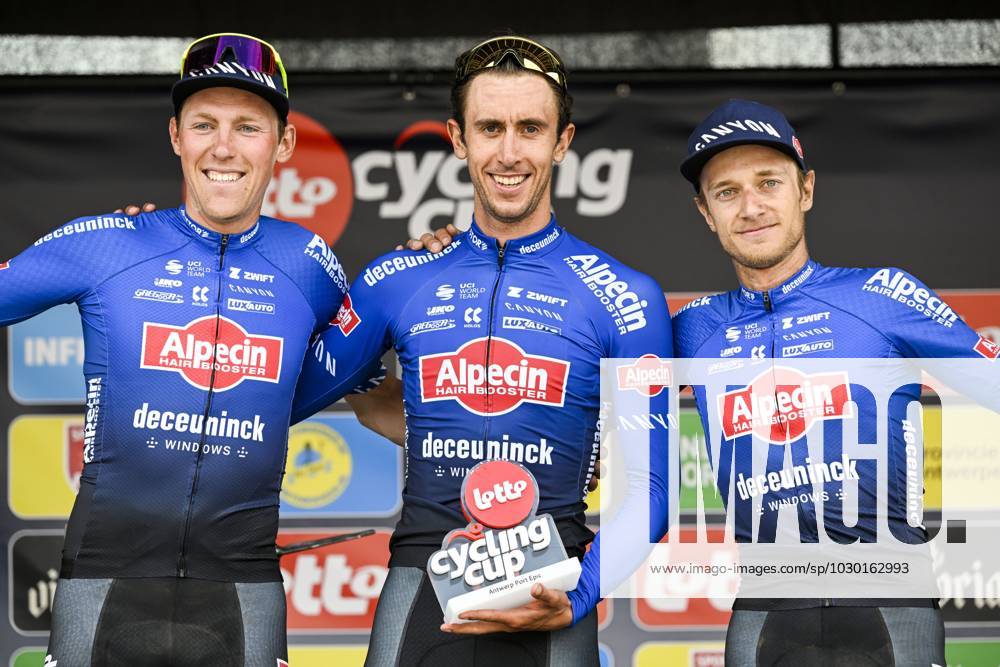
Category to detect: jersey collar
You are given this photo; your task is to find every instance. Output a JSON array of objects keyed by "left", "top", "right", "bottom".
[
  {"left": 464, "top": 214, "right": 565, "bottom": 260},
  {"left": 736, "top": 259, "right": 819, "bottom": 307},
  {"left": 170, "top": 207, "right": 264, "bottom": 249}
]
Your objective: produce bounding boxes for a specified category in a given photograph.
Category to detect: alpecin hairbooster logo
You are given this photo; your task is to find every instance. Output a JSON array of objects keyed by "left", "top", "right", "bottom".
[
  {"left": 419, "top": 337, "right": 570, "bottom": 416},
  {"left": 332, "top": 293, "right": 361, "bottom": 337},
  {"left": 427, "top": 461, "right": 580, "bottom": 623},
  {"left": 140, "top": 316, "right": 283, "bottom": 391},
  {"left": 617, "top": 354, "right": 672, "bottom": 397},
  {"left": 717, "top": 366, "right": 852, "bottom": 443}
]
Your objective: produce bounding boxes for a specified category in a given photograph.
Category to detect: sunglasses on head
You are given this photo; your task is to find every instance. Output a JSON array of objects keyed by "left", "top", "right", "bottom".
[
  {"left": 180, "top": 32, "right": 288, "bottom": 93},
  {"left": 455, "top": 36, "right": 567, "bottom": 91}
]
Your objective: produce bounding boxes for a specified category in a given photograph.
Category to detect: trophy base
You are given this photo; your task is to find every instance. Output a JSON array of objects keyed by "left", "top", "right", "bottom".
[{"left": 444, "top": 557, "right": 583, "bottom": 624}]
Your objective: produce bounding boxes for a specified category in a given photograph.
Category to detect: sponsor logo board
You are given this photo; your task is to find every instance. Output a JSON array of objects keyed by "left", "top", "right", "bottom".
[
  {"left": 280, "top": 414, "right": 403, "bottom": 518},
  {"left": 8, "top": 304, "right": 85, "bottom": 404},
  {"left": 285, "top": 646, "right": 368, "bottom": 667},
  {"left": 8, "top": 530, "right": 64, "bottom": 635},
  {"left": 945, "top": 640, "right": 1000, "bottom": 665},
  {"left": 633, "top": 642, "right": 727, "bottom": 666},
  {"left": 9, "top": 416, "right": 81, "bottom": 519},
  {"left": 632, "top": 528, "right": 734, "bottom": 630},
  {"left": 281, "top": 529, "right": 390, "bottom": 633},
  {"left": 263, "top": 111, "right": 353, "bottom": 245}
]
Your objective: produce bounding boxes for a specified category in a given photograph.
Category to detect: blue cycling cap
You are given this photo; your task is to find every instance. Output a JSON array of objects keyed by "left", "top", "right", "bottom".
[{"left": 680, "top": 99, "right": 806, "bottom": 191}]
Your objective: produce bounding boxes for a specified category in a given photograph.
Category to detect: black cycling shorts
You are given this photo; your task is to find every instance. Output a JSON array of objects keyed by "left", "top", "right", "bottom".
[
  {"left": 46, "top": 577, "right": 287, "bottom": 666},
  {"left": 725, "top": 605, "right": 945, "bottom": 666},
  {"left": 364, "top": 566, "right": 599, "bottom": 667}
]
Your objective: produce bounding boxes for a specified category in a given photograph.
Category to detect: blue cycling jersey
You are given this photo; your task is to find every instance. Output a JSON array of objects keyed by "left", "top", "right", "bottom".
[
  {"left": 672, "top": 259, "right": 996, "bottom": 608},
  {"left": 1, "top": 207, "right": 374, "bottom": 582},
  {"left": 292, "top": 215, "right": 672, "bottom": 624}
]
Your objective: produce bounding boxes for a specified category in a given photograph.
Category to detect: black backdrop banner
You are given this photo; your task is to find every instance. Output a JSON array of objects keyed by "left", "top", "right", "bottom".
[{"left": 1, "top": 75, "right": 999, "bottom": 662}]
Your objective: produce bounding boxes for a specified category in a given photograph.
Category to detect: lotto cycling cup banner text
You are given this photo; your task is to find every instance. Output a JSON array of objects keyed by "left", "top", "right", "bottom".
[
  {"left": 280, "top": 529, "right": 390, "bottom": 633},
  {"left": 598, "top": 357, "right": 1000, "bottom": 603}
]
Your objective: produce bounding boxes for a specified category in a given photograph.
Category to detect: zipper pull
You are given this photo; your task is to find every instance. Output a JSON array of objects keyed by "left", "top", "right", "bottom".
[
  {"left": 218, "top": 234, "right": 230, "bottom": 270},
  {"left": 762, "top": 291, "right": 772, "bottom": 312},
  {"left": 497, "top": 243, "right": 506, "bottom": 268}
]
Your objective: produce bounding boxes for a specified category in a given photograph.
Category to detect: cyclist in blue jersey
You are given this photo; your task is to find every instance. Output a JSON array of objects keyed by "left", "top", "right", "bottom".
[
  {"left": 673, "top": 100, "right": 1000, "bottom": 665},
  {"left": 0, "top": 34, "right": 391, "bottom": 667},
  {"left": 290, "top": 35, "right": 671, "bottom": 666}
]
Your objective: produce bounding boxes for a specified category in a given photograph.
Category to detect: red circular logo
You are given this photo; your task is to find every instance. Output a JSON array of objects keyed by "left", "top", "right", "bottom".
[
  {"left": 263, "top": 111, "right": 354, "bottom": 245},
  {"left": 462, "top": 461, "right": 538, "bottom": 529}
]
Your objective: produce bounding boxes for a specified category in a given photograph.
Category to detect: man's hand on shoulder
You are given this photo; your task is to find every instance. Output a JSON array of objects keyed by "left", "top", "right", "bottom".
[
  {"left": 394, "top": 224, "right": 460, "bottom": 253},
  {"left": 114, "top": 203, "right": 157, "bottom": 215},
  {"left": 440, "top": 583, "right": 573, "bottom": 634}
]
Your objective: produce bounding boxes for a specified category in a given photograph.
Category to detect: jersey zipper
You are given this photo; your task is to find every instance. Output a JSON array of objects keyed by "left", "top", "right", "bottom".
[
  {"left": 177, "top": 232, "right": 230, "bottom": 577},
  {"left": 481, "top": 244, "right": 506, "bottom": 439}
]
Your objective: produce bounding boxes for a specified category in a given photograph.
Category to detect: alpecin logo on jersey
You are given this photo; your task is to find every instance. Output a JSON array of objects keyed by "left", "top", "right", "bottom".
[
  {"left": 617, "top": 354, "right": 671, "bottom": 397},
  {"left": 419, "top": 337, "right": 570, "bottom": 416},
  {"left": 332, "top": 293, "right": 361, "bottom": 336},
  {"left": 717, "top": 366, "right": 852, "bottom": 443},
  {"left": 141, "top": 316, "right": 283, "bottom": 391},
  {"left": 975, "top": 335, "right": 1000, "bottom": 361}
]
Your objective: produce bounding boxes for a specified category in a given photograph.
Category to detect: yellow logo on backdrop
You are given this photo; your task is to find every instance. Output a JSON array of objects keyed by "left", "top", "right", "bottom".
[
  {"left": 288, "top": 646, "right": 367, "bottom": 667},
  {"left": 281, "top": 422, "right": 353, "bottom": 508},
  {"left": 9, "top": 415, "right": 81, "bottom": 518},
  {"left": 634, "top": 642, "right": 725, "bottom": 666}
]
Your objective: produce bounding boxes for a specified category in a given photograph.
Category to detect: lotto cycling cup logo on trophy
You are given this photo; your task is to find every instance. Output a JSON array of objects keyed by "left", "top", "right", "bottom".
[
  {"left": 717, "top": 366, "right": 852, "bottom": 443},
  {"left": 262, "top": 111, "right": 354, "bottom": 245},
  {"left": 426, "top": 460, "right": 581, "bottom": 624}
]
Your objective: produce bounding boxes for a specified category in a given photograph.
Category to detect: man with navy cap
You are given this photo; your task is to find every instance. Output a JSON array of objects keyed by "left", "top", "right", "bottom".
[
  {"left": 1, "top": 33, "right": 393, "bottom": 666},
  {"left": 672, "top": 99, "right": 998, "bottom": 665}
]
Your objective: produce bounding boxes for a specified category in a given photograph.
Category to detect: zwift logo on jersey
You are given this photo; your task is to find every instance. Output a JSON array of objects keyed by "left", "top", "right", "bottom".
[
  {"left": 140, "top": 316, "right": 283, "bottom": 391},
  {"left": 419, "top": 337, "right": 570, "bottom": 415},
  {"left": 564, "top": 254, "right": 648, "bottom": 334},
  {"left": 717, "top": 366, "right": 852, "bottom": 443},
  {"left": 862, "top": 269, "right": 958, "bottom": 328}
]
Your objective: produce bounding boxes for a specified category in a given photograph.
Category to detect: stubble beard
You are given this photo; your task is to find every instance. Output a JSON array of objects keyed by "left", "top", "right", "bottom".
[
  {"left": 724, "top": 223, "right": 805, "bottom": 271},
  {"left": 473, "top": 171, "right": 551, "bottom": 226}
]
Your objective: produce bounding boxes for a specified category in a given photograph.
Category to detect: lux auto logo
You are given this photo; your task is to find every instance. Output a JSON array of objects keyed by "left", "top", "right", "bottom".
[
  {"left": 717, "top": 366, "right": 852, "bottom": 443},
  {"left": 418, "top": 337, "right": 570, "bottom": 416},
  {"left": 140, "top": 316, "right": 284, "bottom": 391}
]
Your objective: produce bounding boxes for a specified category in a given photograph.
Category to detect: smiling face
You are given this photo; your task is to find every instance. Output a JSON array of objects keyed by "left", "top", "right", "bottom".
[
  {"left": 447, "top": 71, "right": 574, "bottom": 239},
  {"left": 169, "top": 87, "right": 295, "bottom": 233},
  {"left": 695, "top": 144, "right": 815, "bottom": 283}
]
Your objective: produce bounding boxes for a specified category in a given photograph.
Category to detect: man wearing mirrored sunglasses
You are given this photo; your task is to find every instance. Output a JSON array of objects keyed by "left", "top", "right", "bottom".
[
  {"left": 290, "top": 35, "right": 672, "bottom": 666},
  {"left": 0, "top": 33, "right": 393, "bottom": 666}
]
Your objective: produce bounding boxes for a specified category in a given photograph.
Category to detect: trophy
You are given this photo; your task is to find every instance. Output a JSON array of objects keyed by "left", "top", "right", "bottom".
[{"left": 426, "top": 460, "right": 582, "bottom": 623}]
